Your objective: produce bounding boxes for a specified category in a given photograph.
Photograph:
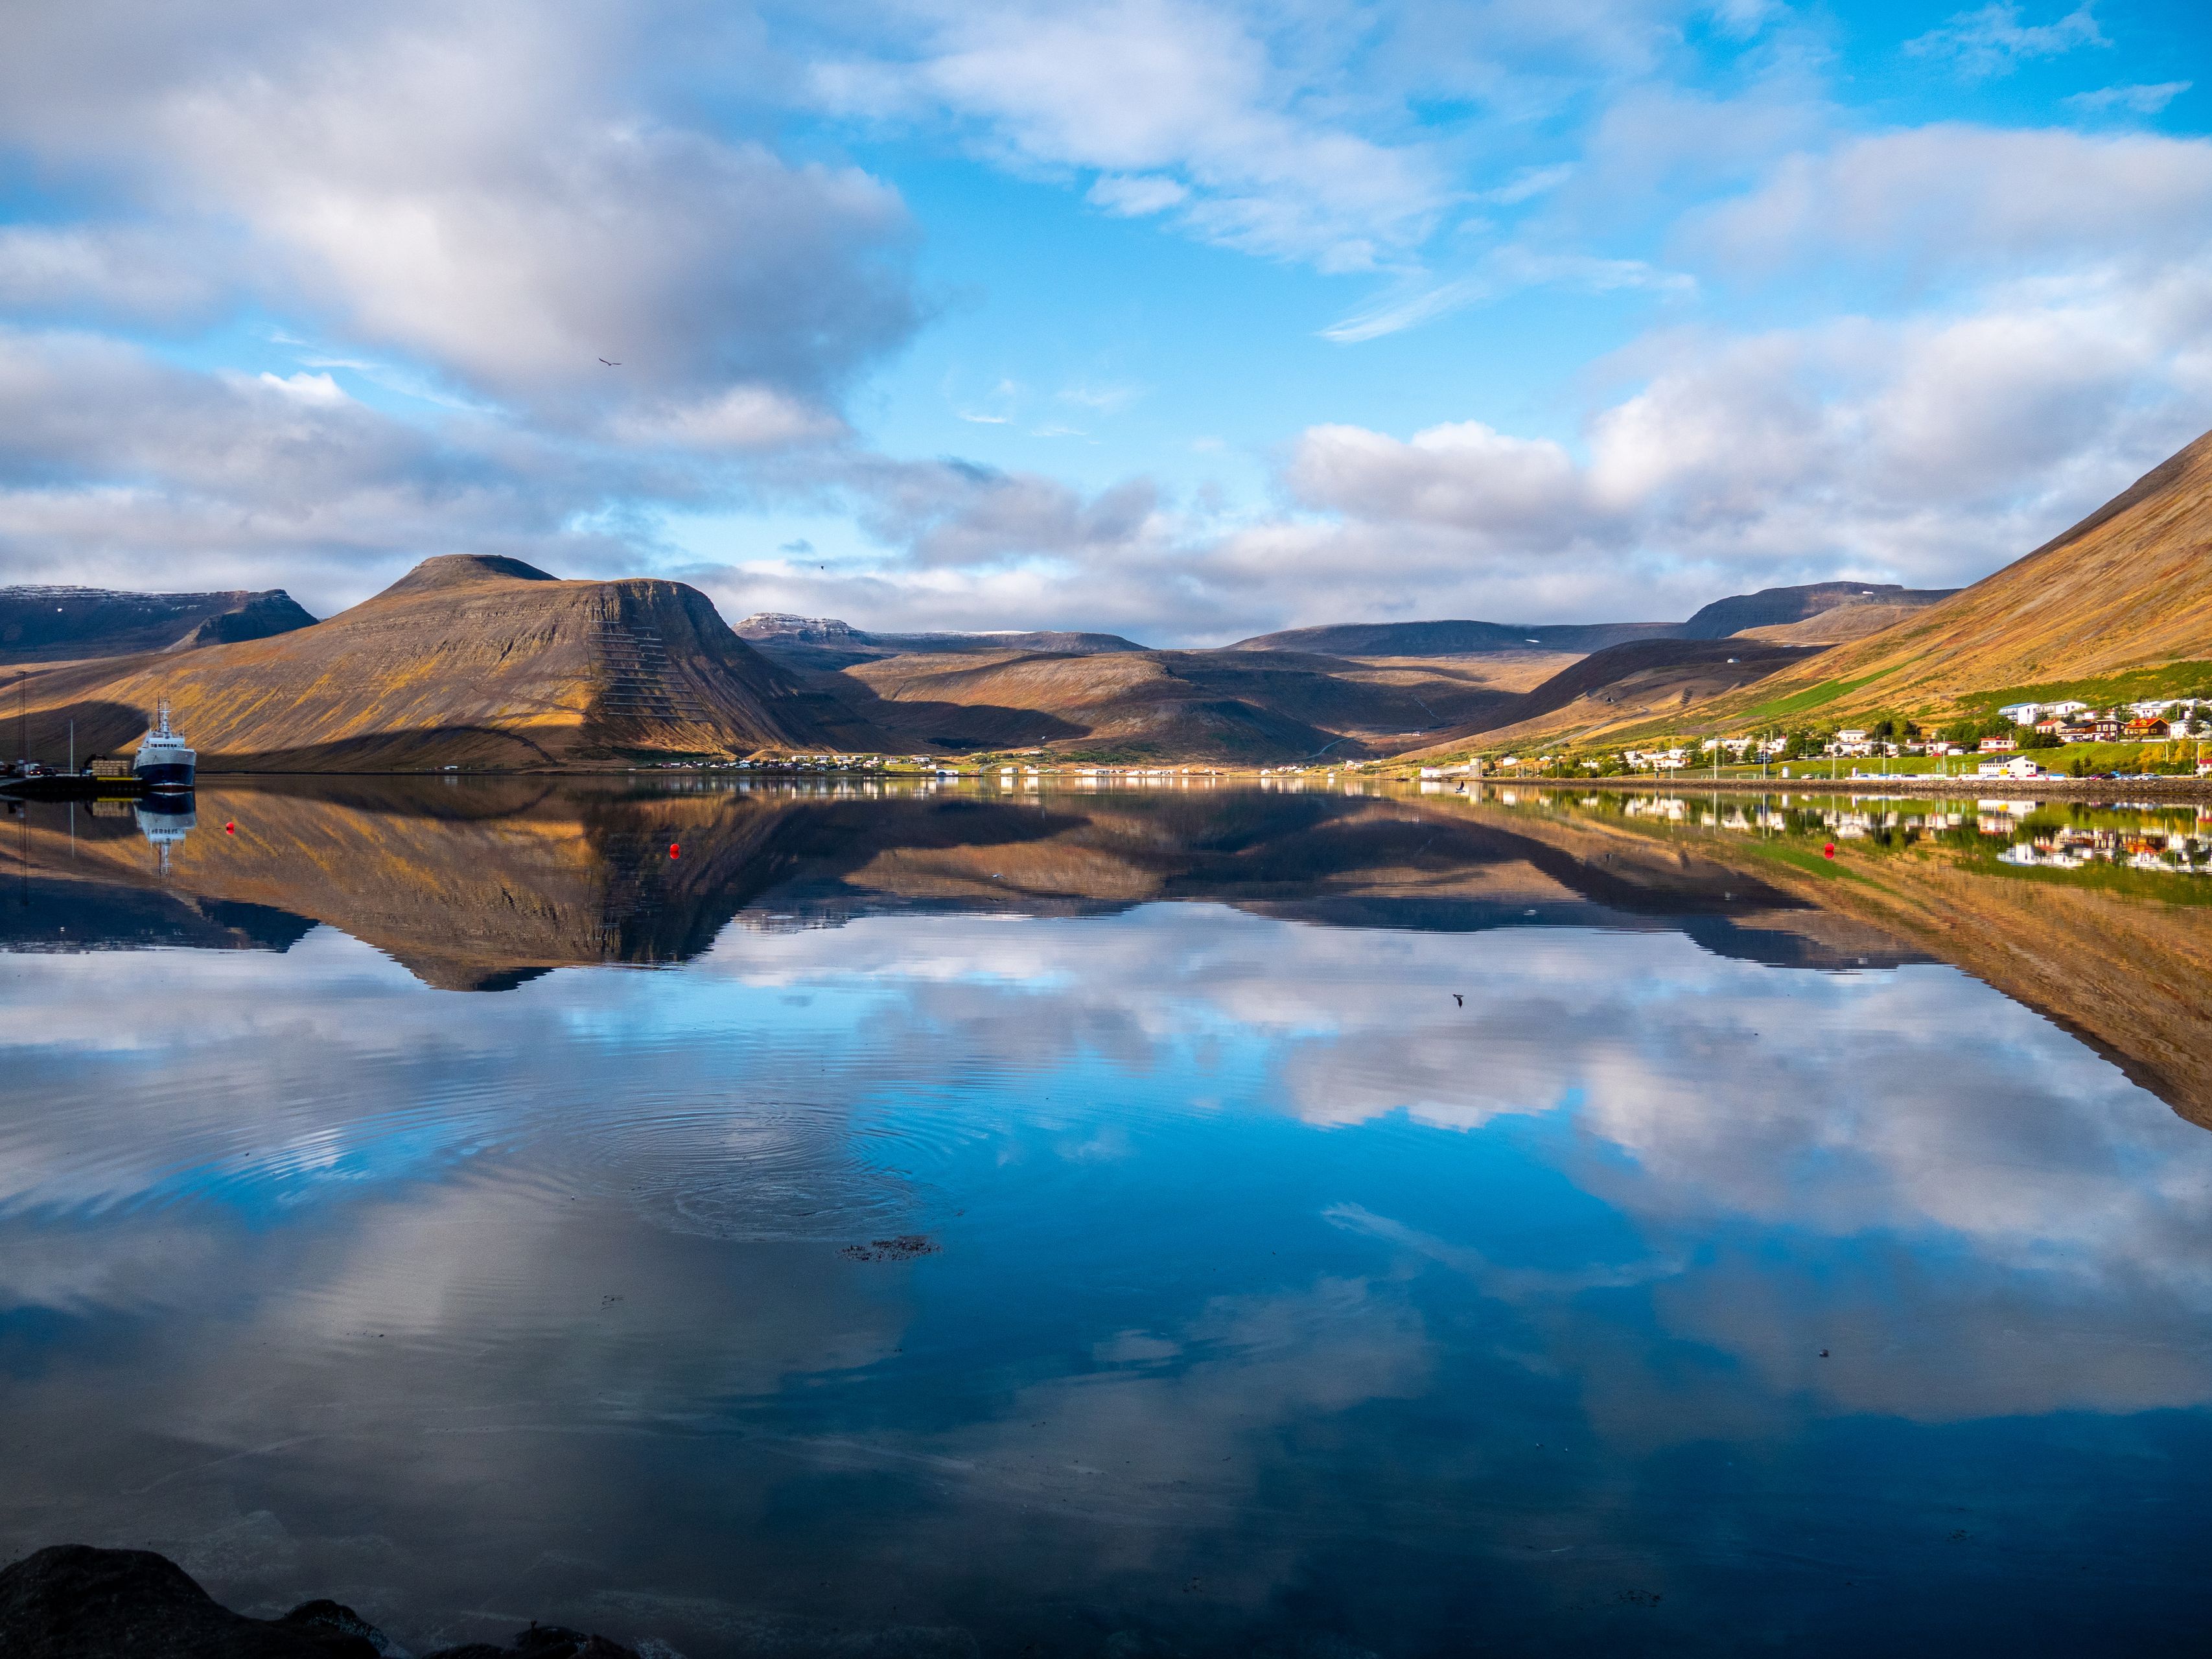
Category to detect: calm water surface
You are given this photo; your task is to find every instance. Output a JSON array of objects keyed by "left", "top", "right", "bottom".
[{"left": 2, "top": 780, "right": 2209, "bottom": 1657}]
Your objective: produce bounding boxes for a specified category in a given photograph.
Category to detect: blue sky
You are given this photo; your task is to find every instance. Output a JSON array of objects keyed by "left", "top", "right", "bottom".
[{"left": 1, "top": 0, "right": 2207, "bottom": 642}]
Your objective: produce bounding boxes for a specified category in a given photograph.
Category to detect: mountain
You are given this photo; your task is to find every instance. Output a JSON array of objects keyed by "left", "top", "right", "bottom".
[
  {"left": 738, "top": 613, "right": 1147, "bottom": 657},
  {"left": 1673, "top": 581, "right": 1957, "bottom": 640},
  {"left": 1697, "top": 427, "right": 2212, "bottom": 723},
  {"left": 10, "top": 555, "right": 837, "bottom": 771},
  {"left": 1226, "top": 619, "right": 1671, "bottom": 656},
  {"left": 1407, "top": 638, "right": 1826, "bottom": 756},
  {"left": 793, "top": 644, "right": 1521, "bottom": 759},
  {"left": 0, "top": 586, "right": 315, "bottom": 664},
  {"left": 745, "top": 581, "right": 1950, "bottom": 762}
]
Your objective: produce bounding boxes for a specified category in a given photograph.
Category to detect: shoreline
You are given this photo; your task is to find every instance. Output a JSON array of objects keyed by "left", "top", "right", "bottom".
[
  {"left": 28, "top": 765, "right": 2212, "bottom": 803},
  {"left": 1510, "top": 772, "right": 2212, "bottom": 799}
]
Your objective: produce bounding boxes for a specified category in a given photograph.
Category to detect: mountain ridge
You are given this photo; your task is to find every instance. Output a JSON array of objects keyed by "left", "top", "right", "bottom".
[
  {"left": 0, "top": 586, "right": 316, "bottom": 665},
  {"left": 10, "top": 555, "right": 837, "bottom": 769}
]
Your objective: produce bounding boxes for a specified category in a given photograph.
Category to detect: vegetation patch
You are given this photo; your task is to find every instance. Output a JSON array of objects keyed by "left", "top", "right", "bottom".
[{"left": 1737, "top": 671, "right": 1889, "bottom": 720}]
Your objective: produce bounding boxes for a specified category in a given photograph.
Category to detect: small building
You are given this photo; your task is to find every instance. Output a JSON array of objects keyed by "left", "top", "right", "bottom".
[
  {"left": 1978, "top": 736, "right": 2016, "bottom": 754},
  {"left": 2125, "top": 717, "right": 2171, "bottom": 740}
]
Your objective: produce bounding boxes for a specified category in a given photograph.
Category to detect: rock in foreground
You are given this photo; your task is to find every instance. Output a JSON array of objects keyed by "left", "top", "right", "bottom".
[{"left": 0, "top": 1544, "right": 638, "bottom": 1659}]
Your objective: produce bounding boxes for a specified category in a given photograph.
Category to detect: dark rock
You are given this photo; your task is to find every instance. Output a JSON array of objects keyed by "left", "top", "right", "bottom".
[
  {"left": 0, "top": 1544, "right": 380, "bottom": 1658},
  {"left": 424, "top": 1625, "right": 640, "bottom": 1658},
  {"left": 0, "top": 1546, "right": 641, "bottom": 1659}
]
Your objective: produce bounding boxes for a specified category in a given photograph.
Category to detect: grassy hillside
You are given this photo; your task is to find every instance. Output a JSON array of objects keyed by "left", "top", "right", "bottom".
[
  {"left": 7, "top": 555, "right": 838, "bottom": 771},
  {"left": 1707, "top": 427, "right": 2212, "bottom": 728},
  {"left": 1407, "top": 639, "right": 1824, "bottom": 756}
]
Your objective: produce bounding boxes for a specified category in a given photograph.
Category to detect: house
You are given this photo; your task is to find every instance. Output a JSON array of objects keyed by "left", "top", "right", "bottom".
[
  {"left": 2092, "top": 716, "right": 2123, "bottom": 741},
  {"left": 1978, "top": 736, "right": 2016, "bottom": 753},
  {"left": 1977, "top": 756, "right": 2043, "bottom": 780},
  {"left": 1997, "top": 702, "right": 2042, "bottom": 725},
  {"left": 2125, "top": 717, "right": 2171, "bottom": 739}
]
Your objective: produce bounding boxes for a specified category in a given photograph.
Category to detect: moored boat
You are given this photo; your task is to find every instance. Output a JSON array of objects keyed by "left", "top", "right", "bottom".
[{"left": 132, "top": 700, "right": 196, "bottom": 791}]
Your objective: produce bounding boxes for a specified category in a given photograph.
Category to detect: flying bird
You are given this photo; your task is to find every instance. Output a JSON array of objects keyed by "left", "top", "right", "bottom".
[
  {"left": 1452, "top": 993, "right": 1463, "bottom": 1006},
  {"left": 599, "top": 358, "right": 621, "bottom": 366}
]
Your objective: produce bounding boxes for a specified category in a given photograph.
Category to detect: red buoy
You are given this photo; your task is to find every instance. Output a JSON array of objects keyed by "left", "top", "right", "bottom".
[
  {"left": 225, "top": 822, "right": 235, "bottom": 834},
  {"left": 1822, "top": 842, "right": 1836, "bottom": 859},
  {"left": 669, "top": 842, "right": 679, "bottom": 859}
]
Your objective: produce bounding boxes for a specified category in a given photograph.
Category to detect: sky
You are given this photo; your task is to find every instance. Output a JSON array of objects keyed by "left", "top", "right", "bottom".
[{"left": 0, "top": 0, "right": 2207, "bottom": 644}]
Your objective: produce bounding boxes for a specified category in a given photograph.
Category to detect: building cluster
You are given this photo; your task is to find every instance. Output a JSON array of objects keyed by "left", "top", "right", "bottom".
[{"left": 1992, "top": 697, "right": 2206, "bottom": 745}]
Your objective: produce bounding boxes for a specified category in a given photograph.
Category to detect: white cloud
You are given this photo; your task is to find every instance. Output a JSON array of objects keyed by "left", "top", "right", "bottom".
[
  {"left": 612, "top": 386, "right": 848, "bottom": 452},
  {"left": 2066, "top": 80, "right": 2192, "bottom": 117},
  {"left": 1903, "top": 3, "right": 2108, "bottom": 80},
  {"left": 1086, "top": 174, "right": 1192, "bottom": 216},
  {"left": 1688, "top": 125, "right": 2212, "bottom": 283},
  {"left": 0, "top": 223, "right": 230, "bottom": 325},
  {"left": 1320, "top": 248, "right": 1693, "bottom": 342},
  {"left": 0, "top": 1, "right": 920, "bottom": 421},
  {"left": 808, "top": 0, "right": 1454, "bottom": 271},
  {"left": 0, "top": 328, "right": 642, "bottom": 609}
]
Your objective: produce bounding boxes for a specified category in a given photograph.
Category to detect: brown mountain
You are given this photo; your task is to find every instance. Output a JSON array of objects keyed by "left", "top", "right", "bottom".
[
  {"left": 1673, "top": 581, "right": 1956, "bottom": 640},
  {"left": 754, "top": 582, "right": 1962, "bottom": 762},
  {"left": 767, "top": 643, "right": 1553, "bottom": 760},
  {"left": 736, "top": 613, "right": 1147, "bottom": 658},
  {"left": 8, "top": 555, "right": 835, "bottom": 771},
  {"left": 1407, "top": 638, "right": 1828, "bottom": 756},
  {"left": 1696, "top": 427, "right": 2212, "bottom": 723},
  {"left": 0, "top": 585, "right": 315, "bottom": 665},
  {"left": 1226, "top": 618, "right": 1671, "bottom": 656}
]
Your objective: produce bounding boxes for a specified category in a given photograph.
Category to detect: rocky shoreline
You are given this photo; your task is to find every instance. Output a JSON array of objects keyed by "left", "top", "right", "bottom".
[{"left": 0, "top": 1546, "right": 640, "bottom": 1659}]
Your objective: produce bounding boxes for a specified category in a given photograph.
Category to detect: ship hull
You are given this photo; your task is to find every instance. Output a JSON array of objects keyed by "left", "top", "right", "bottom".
[{"left": 134, "top": 761, "right": 196, "bottom": 789}]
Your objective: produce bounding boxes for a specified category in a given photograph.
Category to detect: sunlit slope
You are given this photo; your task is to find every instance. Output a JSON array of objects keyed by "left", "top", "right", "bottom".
[
  {"left": 1404, "top": 639, "right": 1824, "bottom": 757},
  {"left": 1712, "top": 428, "right": 2212, "bottom": 721},
  {"left": 13, "top": 555, "right": 832, "bottom": 769}
]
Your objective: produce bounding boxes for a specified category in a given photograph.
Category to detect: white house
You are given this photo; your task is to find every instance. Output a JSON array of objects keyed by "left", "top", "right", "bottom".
[{"left": 1997, "top": 702, "right": 2042, "bottom": 725}]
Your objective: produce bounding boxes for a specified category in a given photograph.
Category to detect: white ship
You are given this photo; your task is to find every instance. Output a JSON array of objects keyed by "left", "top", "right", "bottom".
[{"left": 133, "top": 699, "right": 196, "bottom": 791}]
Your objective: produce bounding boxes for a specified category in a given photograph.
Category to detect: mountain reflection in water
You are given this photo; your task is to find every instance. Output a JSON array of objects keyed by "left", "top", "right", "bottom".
[{"left": 1, "top": 780, "right": 2207, "bottom": 1657}]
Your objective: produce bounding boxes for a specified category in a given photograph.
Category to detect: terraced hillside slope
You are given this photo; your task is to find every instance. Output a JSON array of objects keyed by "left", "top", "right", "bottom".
[
  {"left": 1699, "top": 427, "right": 2212, "bottom": 725},
  {"left": 9, "top": 555, "right": 837, "bottom": 771},
  {"left": 0, "top": 585, "right": 315, "bottom": 664}
]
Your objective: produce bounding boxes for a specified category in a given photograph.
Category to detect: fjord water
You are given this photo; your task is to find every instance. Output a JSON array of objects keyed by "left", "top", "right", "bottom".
[{"left": 3, "top": 782, "right": 2209, "bottom": 1657}]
